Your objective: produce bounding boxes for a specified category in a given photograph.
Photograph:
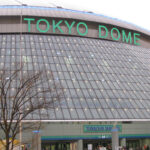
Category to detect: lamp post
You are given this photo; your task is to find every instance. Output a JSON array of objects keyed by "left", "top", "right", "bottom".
[{"left": 19, "top": 2, "right": 23, "bottom": 150}]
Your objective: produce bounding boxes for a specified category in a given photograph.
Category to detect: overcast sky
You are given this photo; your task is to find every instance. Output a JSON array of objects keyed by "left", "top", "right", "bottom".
[{"left": 1, "top": 0, "right": 150, "bottom": 31}]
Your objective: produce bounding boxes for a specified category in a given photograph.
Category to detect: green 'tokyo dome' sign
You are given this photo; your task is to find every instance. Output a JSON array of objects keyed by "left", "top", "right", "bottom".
[
  {"left": 83, "top": 125, "right": 122, "bottom": 133},
  {"left": 24, "top": 18, "right": 140, "bottom": 46}
]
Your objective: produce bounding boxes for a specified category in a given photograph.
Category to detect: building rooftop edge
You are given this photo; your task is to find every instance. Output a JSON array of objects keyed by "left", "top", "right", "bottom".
[{"left": 0, "top": 5, "right": 149, "bottom": 36}]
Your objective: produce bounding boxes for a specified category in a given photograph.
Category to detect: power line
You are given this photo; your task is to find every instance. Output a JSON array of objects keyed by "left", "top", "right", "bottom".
[{"left": 14, "top": 0, "right": 23, "bottom": 5}]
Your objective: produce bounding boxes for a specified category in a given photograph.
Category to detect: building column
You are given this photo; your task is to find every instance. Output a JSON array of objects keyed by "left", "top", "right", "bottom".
[
  {"left": 120, "top": 138, "right": 126, "bottom": 147},
  {"left": 32, "top": 133, "right": 41, "bottom": 150},
  {"left": 112, "top": 127, "right": 119, "bottom": 150},
  {"left": 70, "top": 142, "right": 77, "bottom": 150},
  {"left": 77, "top": 139, "right": 83, "bottom": 150}
]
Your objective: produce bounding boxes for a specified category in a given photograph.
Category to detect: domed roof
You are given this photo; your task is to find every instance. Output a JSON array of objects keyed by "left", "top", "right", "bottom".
[
  {"left": 0, "top": 2, "right": 149, "bottom": 36},
  {"left": 0, "top": 1, "right": 150, "bottom": 121}
]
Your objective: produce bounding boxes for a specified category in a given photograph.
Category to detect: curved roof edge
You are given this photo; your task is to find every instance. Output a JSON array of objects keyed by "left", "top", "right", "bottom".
[
  {"left": 19, "top": 119, "right": 150, "bottom": 122},
  {"left": 0, "top": 5, "right": 150, "bottom": 36}
]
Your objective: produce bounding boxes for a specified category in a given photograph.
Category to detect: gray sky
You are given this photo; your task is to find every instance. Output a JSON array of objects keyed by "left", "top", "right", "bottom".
[
  {"left": 50, "top": 0, "right": 150, "bottom": 31},
  {"left": 0, "top": 0, "right": 149, "bottom": 31}
]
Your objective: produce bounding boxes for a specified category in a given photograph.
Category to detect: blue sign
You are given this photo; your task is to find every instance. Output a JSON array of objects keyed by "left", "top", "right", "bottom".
[{"left": 32, "top": 130, "right": 40, "bottom": 133}]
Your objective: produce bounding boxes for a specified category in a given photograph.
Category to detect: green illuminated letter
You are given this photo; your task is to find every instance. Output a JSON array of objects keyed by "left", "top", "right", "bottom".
[
  {"left": 36, "top": 19, "right": 50, "bottom": 33},
  {"left": 76, "top": 22, "right": 88, "bottom": 36},
  {"left": 24, "top": 18, "right": 35, "bottom": 32},
  {"left": 111, "top": 27, "right": 120, "bottom": 41},
  {"left": 52, "top": 20, "right": 64, "bottom": 33},
  {"left": 99, "top": 25, "right": 108, "bottom": 38},
  {"left": 133, "top": 33, "right": 140, "bottom": 45},
  {"left": 122, "top": 30, "right": 132, "bottom": 44},
  {"left": 64, "top": 20, "right": 76, "bottom": 34}
]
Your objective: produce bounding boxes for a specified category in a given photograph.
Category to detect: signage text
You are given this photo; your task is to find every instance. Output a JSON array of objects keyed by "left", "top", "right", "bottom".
[{"left": 24, "top": 18, "right": 140, "bottom": 45}]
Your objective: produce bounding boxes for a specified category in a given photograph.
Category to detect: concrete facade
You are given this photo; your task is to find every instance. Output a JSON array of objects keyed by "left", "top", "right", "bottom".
[{"left": 37, "top": 122, "right": 150, "bottom": 149}]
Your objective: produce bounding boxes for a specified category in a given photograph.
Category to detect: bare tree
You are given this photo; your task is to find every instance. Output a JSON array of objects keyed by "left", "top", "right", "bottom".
[{"left": 0, "top": 64, "right": 64, "bottom": 150}]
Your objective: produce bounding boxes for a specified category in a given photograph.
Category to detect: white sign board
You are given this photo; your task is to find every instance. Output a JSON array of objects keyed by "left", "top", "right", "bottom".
[{"left": 88, "top": 144, "right": 92, "bottom": 150}]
